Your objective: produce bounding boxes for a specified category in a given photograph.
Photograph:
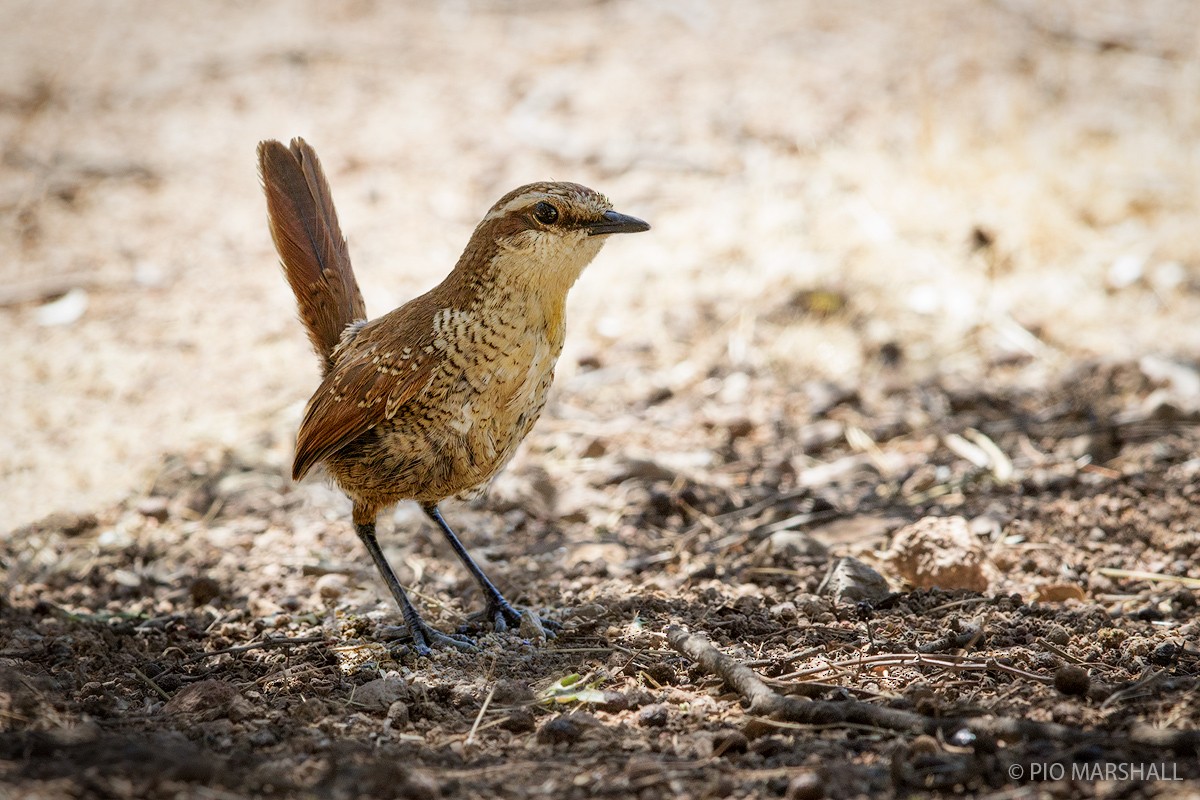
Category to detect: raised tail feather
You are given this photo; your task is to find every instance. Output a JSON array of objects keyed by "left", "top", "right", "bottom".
[{"left": 258, "top": 138, "right": 366, "bottom": 376}]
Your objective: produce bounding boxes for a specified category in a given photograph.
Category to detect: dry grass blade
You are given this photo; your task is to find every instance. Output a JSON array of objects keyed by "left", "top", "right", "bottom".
[{"left": 1097, "top": 568, "right": 1200, "bottom": 588}]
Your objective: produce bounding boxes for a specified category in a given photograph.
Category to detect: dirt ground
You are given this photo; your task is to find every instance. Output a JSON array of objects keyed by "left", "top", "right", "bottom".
[{"left": 3, "top": 1, "right": 1200, "bottom": 798}]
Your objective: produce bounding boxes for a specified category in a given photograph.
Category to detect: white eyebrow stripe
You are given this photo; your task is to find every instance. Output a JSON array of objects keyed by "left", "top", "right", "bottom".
[{"left": 483, "top": 193, "right": 550, "bottom": 222}]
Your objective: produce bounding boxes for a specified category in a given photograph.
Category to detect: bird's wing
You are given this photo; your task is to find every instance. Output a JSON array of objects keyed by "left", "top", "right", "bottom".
[{"left": 291, "top": 308, "right": 439, "bottom": 481}]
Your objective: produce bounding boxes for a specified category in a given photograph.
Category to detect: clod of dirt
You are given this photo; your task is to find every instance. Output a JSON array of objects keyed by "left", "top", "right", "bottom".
[
  {"left": 518, "top": 609, "right": 548, "bottom": 642},
  {"left": 353, "top": 677, "right": 410, "bottom": 712},
  {"left": 315, "top": 573, "right": 349, "bottom": 599},
  {"left": 637, "top": 704, "right": 669, "bottom": 728},
  {"left": 384, "top": 700, "right": 410, "bottom": 730},
  {"left": 188, "top": 575, "right": 222, "bottom": 606},
  {"left": 161, "top": 679, "right": 255, "bottom": 722},
  {"left": 491, "top": 679, "right": 535, "bottom": 705},
  {"left": 498, "top": 709, "right": 536, "bottom": 733},
  {"left": 1096, "top": 627, "right": 1129, "bottom": 650},
  {"left": 537, "top": 716, "right": 581, "bottom": 745},
  {"left": 817, "top": 557, "right": 891, "bottom": 604},
  {"left": 712, "top": 729, "right": 749, "bottom": 756},
  {"left": 1054, "top": 665, "right": 1091, "bottom": 696},
  {"left": 885, "top": 516, "right": 990, "bottom": 592},
  {"left": 753, "top": 529, "right": 829, "bottom": 564},
  {"left": 593, "top": 691, "right": 629, "bottom": 713},
  {"left": 537, "top": 713, "right": 601, "bottom": 745},
  {"left": 785, "top": 770, "right": 825, "bottom": 800},
  {"left": 638, "top": 662, "right": 677, "bottom": 686},
  {"left": 1149, "top": 641, "right": 1179, "bottom": 666},
  {"left": 1044, "top": 624, "right": 1071, "bottom": 646}
]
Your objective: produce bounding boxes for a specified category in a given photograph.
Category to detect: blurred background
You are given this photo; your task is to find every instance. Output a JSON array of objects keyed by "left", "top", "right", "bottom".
[{"left": 3, "top": 0, "right": 1199, "bottom": 528}]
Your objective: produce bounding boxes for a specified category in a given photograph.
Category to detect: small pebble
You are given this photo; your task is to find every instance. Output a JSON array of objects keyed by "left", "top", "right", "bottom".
[
  {"left": 538, "top": 716, "right": 584, "bottom": 745},
  {"left": 637, "top": 704, "right": 669, "bottom": 728},
  {"left": 315, "top": 573, "right": 349, "bottom": 599},
  {"left": 786, "top": 771, "right": 825, "bottom": 800}
]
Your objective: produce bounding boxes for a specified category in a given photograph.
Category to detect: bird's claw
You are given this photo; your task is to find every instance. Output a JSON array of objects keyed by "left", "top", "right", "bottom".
[
  {"left": 487, "top": 602, "right": 558, "bottom": 641},
  {"left": 488, "top": 599, "right": 525, "bottom": 633},
  {"left": 407, "top": 622, "right": 476, "bottom": 656}
]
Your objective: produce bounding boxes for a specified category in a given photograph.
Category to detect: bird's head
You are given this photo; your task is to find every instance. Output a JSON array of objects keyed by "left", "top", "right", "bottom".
[{"left": 462, "top": 181, "right": 650, "bottom": 297}]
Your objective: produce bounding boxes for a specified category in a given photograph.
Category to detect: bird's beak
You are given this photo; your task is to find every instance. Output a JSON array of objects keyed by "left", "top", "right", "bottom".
[{"left": 586, "top": 210, "right": 651, "bottom": 236}]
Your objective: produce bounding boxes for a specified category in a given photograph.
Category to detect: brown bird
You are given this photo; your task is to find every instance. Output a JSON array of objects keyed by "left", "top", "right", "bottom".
[{"left": 257, "top": 138, "right": 649, "bottom": 653}]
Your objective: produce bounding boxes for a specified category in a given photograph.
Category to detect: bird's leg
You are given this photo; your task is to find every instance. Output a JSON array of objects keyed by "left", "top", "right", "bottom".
[
  {"left": 421, "top": 504, "right": 529, "bottom": 633},
  {"left": 354, "top": 521, "right": 475, "bottom": 654}
]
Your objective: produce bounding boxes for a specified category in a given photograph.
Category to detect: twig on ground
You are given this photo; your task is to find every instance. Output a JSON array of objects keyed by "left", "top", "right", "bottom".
[
  {"left": 666, "top": 626, "right": 1200, "bottom": 752},
  {"left": 466, "top": 682, "right": 498, "bottom": 746},
  {"left": 916, "top": 625, "right": 985, "bottom": 654},
  {"left": 772, "top": 650, "right": 1051, "bottom": 684},
  {"left": 1097, "top": 568, "right": 1200, "bottom": 588},
  {"left": 130, "top": 665, "right": 171, "bottom": 701},
  {"left": 184, "top": 635, "right": 325, "bottom": 662}
]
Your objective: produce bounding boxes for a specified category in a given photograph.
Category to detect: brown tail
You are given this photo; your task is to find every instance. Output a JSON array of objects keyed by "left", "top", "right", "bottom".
[{"left": 258, "top": 138, "right": 366, "bottom": 376}]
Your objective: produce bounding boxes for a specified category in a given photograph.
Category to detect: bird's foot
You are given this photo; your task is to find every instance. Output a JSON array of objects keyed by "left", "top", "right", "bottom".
[
  {"left": 398, "top": 620, "right": 476, "bottom": 657},
  {"left": 470, "top": 599, "right": 559, "bottom": 641}
]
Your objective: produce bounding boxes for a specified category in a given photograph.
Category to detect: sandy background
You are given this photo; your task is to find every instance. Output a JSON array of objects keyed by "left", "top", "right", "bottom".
[{"left": 3, "top": 0, "right": 1200, "bottom": 528}]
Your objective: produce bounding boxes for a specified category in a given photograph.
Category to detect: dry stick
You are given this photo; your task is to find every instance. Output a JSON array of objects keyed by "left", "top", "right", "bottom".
[
  {"left": 130, "top": 665, "right": 171, "bottom": 702},
  {"left": 184, "top": 635, "right": 325, "bottom": 662},
  {"left": 773, "top": 651, "right": 1049, "bottom": 684},
  {"left": 916, "top": 624, "right": 985, "bottom": 654},
  {"left": 466, "top": 682, "right": 498, "bottom": 747},
  {"left": 666, "top": 626, "right": 1200, "bottom": 752}
]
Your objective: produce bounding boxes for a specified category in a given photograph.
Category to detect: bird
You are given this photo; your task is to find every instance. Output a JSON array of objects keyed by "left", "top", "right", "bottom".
[{"left": 257, "top": 137, "right": 649, "bottom": 654}]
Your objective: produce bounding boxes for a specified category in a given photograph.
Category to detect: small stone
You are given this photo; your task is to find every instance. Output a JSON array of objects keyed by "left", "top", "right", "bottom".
[
  {"left": 353, "top": 678, "right": 409, "bottom": 712},
  {"left": 315, "top": 573, "right": 349, "bottom": 599},
  {"left": 1044, "top": 624, "right": 1071, "bottom": 646},
  {"left": 593, "top": 691, "right": 629, "bottom": 713},
  {"left": 1149, "top": 642, "right": 1179, "bottom": 666},
  {"left": 384, "top": 700, "right": 410, "bottom": 730},
  {"left": 576, "top": 353, "right": 602, "bottom": 370},
  {"left": 725, "top": 417, "right": 754, "bottom": 440},
  {"left": 885, "top": 516, "right": 990, "bottom": 592},
  {"left": 537, "top": 714, "right": 590, "bottom": 745},
  {"left": 35, "top": 287, "right": 88, "bottom": 326},
  {"left": 817, "top": 557, "right": 891, "bottom": 604},
  {"left": 248, "top": 728, "right": 278, "bottom": 747},
  {"left": 579, "top": 437, "right": 608, "bottom": 458},
  {"left": 111, "top": 569, "right": 142, "bottom": 588},
  {"left": 637, "top": 704, "right": 669, "bottom": 728},
  {"left": 136, "top": 496, "right": 170, "bottom": 522},
  {"left": 758, "top": 529, "right": 828, "bottom": 562},
  {"left": 785, "top": 770, "right": 825, "bottom": 800},
  {"left": 161, "top": 680, "right": 255, "bottom": 722},
  {"left": 499, "top": 709, "right": 536, "bottom": 733},
  {"left": 492, "top": 680, "right": 535, "bottom": 705}
]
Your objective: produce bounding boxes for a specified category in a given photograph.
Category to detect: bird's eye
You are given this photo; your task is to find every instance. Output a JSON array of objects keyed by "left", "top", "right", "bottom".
[{"left": 533, "top": 201, "right": 559, "bottom": 225}]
